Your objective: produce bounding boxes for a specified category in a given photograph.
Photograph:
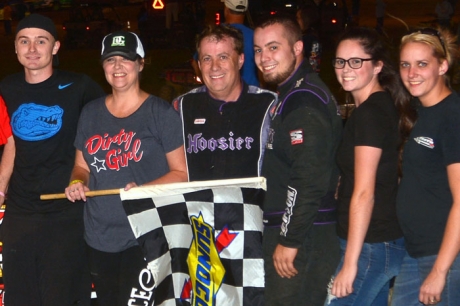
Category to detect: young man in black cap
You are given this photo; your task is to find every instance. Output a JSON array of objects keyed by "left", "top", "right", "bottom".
[{"left": 0, "top": 13, "right": 105, "bottom": 305}]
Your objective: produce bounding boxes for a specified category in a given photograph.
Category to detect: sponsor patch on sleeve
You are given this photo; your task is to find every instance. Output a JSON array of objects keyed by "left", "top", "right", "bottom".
[
  {"left": 290, "top": 129, "right": 303, "bottom": 145},
  {"left": 280, "top": 186, "right": 297, "bottom": 237}
]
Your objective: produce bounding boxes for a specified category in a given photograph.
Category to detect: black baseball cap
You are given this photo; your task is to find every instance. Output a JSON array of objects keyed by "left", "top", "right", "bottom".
[
  {"left": 16, "top": 14, "right": 59, "bottom": 66},
  {"left": 16, "top": 13, "right": 58, "bottom": 40},
  {"left": 100, "top": 31, "right": 145, "bottom": 62}
]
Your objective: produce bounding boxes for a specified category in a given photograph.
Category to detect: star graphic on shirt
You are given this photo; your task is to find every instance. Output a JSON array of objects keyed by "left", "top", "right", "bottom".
[{"left": 91, "top": 157, "right": 106, "bottom": 173}]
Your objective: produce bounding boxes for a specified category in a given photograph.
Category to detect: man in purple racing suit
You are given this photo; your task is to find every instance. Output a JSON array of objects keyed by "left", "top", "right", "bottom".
[{"left": 254, "top": 15, "right": 342, "bottom": 305}]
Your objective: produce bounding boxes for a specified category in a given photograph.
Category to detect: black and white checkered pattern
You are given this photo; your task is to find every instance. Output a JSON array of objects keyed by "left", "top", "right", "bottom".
[{"left": 122, "top": 178, "right": 266, "bottom": 306}]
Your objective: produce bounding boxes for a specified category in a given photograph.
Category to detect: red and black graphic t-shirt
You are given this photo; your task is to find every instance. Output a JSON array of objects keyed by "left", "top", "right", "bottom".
[{"left": 75, "top": 95, "right": 183, "bottom": 252}]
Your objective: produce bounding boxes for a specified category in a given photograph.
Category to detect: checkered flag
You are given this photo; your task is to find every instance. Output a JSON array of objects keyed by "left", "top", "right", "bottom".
[{"left": 122, "top": 177, "right": 266, "bottom": 306}]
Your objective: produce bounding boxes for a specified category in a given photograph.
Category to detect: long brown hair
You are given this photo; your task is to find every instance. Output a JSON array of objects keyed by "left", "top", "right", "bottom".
[{"left": 336, "top": 27, "right": 415, "bottom": 176}]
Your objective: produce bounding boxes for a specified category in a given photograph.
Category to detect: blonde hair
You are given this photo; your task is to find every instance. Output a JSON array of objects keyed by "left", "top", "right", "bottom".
[{"left": 400, "top": 27, "right": 458, "bottom": 67}]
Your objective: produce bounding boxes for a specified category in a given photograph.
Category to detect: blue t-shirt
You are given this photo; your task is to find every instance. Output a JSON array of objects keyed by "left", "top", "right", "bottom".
[{"left": 229, "top": 23, "right": 259, "bottom": 87}]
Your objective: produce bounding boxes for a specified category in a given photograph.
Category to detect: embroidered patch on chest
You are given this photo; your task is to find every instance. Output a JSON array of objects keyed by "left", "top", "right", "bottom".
[
  {"left": 194, "top": 118, "right": 206, "bottom": 124},
  {"left": 414, "top": 137, "right": 434, "bottom": 149},
  {"left": 290, "top": 129, "right": 303, "bottom": 145}
]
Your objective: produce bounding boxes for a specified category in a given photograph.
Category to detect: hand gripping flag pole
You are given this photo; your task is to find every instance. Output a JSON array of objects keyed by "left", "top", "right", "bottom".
[{"left": 40, "top": 188, "right": 120, "bottom": 200}]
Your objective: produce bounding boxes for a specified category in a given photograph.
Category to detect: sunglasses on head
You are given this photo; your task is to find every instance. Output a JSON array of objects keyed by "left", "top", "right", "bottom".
[{"left": 413, "top": 28, "right": 446, "bottom": 55}]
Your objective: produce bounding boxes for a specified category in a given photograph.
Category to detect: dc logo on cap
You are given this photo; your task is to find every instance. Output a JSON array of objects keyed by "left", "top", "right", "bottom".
[{"left": 111, "top": 36, "right": 126, "bottom": 47}]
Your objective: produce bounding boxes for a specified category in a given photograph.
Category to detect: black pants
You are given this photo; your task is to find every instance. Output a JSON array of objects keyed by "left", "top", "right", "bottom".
[
  {"left": 263, "top": 223, "right": 340, "bottom": 306},
  {"left": 2, "top": 211, "right": 90, "bottom": 306},
  {"left": 88, "top": 244, "right": 150, "bottom": 306}
]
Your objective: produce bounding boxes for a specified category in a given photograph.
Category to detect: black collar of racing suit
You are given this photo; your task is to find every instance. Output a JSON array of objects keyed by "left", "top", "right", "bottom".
[{"left": 277, "top": 60, "right": 313, "bottom": 101}]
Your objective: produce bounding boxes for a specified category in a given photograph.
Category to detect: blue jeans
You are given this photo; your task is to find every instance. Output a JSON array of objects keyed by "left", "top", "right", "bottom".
[
  {"left": 325, "top": 237, "right": 405, "bottom": 306},
  {"left": 391, "top": 251, "right": 460, "bottom": 306}
]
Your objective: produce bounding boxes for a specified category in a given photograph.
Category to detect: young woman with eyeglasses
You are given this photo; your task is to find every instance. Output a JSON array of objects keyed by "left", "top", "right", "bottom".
[
  {"left": 324, "top": 27, "right": 412, "bottom": 306},
  {"left": 392, "top": 27, "right": 460, "bottom": 306}
]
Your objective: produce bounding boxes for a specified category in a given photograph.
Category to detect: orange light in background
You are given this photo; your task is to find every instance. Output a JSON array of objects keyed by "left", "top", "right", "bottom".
[
  {"left": 215, "top": 12, "right": 220, "bottom": 25},
  {"left": 331, "top": 19, "right": 337, "bottom": 24},
  {"left": 153, "top": 0, "right": 164, "bottom": 9}
]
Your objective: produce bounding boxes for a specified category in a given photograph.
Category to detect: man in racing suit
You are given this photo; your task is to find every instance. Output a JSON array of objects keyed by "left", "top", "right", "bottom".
[
  {"left": 254, "top": 15, "right": 342, "bottom": 305},
  {"left": 174, "top": 24, "right": 277, "bottom": 181},
  {"left": 172, "top": 23, "right": 277, "bottom": 305}
]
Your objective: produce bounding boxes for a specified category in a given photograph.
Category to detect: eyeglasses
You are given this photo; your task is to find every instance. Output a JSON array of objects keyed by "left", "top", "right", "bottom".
[
  {"left": 332, "top": 57, "right": 373, "bottom": 69},
  {"left": 415, "top": 28, "right": 446, "bottom": 55}
]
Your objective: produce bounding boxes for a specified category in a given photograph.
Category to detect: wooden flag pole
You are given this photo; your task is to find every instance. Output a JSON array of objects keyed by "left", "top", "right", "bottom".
[
  {"left": 40, "top": 177, "right": 267, "bottom": 201},
  {"left": 40, "top": 188, "right": 121, "bottom": 200}
]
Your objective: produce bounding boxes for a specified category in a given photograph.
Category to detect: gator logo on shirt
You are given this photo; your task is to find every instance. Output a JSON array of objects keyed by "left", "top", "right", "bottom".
[
  {"left": 290, "top": 129, "right": 303, "bottom": 145},
  {"left": 414, "top": 137, "right": 435, "bottom": 149},
  {"left": 12, "top": 103, "right": 63, "bottom": 141}
]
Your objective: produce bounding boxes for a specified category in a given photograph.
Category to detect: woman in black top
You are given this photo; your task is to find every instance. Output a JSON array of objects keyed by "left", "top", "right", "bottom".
[
  {"left": 326, "top": 27, "right": 410, "bottom": 306},
  {"left": 392, "top": 27, "right": 460, "bottom": 306}
]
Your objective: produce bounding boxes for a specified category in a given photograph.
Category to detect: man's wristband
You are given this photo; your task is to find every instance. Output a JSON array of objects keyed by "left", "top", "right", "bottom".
[{"left": 69, "top": 179, "right": 84, "bottom": 186}]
